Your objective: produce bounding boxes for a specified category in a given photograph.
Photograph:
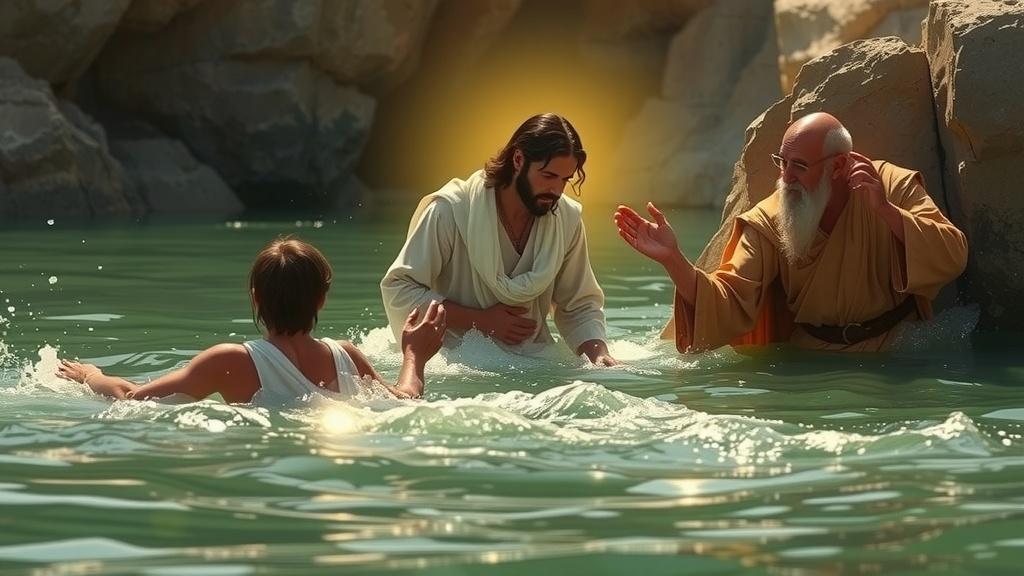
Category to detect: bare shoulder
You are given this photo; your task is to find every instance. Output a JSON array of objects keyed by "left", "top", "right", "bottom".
[
  {"left": 194, "top": 342, "right": 249, "bottom": 361},
  {"left": 330, "top": 339, "right": 362, "bottom": 357},
  {"left": 190, "top": 343, "right": 255, "bottom": 373},
  {"left": 328, "top": 339, "right": 377, "bottom": 379}
]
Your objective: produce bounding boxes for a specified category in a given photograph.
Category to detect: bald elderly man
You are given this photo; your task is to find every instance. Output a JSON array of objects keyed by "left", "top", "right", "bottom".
[{"left": 614, "top": 112, "right": 968, "bottom": 352}]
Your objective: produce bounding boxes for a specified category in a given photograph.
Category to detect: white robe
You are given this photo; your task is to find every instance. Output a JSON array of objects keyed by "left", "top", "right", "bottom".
[{"left": 381, "top": 170, "right": 607, "bottom": 353}]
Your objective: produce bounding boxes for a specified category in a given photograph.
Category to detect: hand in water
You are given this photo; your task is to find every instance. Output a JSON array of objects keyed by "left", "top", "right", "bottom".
[
  {"left": 614, "top": 202, "right": 680, "bottom": 264},
  {"left": 578, "top": 339, "right": 619, "bottom": 367},
  {"left": 56, "top": 359, "right": 132, "bottom": 400},
  {"left": 402, "top": 300, "right": 447, "bottom": 362},
  {"left": 56, "top": 359, "right": 101, "bottom": 385}
]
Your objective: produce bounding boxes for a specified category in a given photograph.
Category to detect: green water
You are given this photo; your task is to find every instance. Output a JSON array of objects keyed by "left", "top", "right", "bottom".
[{"left": 2, "top": 206, "right": 1024, "bottom": 575}]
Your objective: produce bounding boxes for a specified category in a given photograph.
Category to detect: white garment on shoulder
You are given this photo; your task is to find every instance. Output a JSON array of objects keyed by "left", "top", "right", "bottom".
[{"left": 244, "top": 338, "right": 362, "bottom": 404}]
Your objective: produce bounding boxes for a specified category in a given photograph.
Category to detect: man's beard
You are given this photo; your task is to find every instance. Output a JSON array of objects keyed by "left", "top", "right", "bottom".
[
  {"left": 516, "top": 168, "right": 560, "bottom": 216},
  {"left": 777, "top": 168, "right": 833, "bottom": 263}
]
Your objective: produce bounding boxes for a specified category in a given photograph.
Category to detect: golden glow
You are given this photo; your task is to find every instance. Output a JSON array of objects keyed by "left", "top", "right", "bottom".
[{"left": 360, "top": 5, "right": 659, "bottom": 207}]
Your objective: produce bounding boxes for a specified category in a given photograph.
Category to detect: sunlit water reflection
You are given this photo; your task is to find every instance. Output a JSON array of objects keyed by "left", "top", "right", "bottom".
[{"left": 1, "top": 208, "right": 1023, "bottom": 575}]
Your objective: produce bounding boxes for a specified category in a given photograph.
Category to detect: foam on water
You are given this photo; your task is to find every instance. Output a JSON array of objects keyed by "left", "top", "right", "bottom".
[
  {"left": 0, "top": 328, "right": 1010, "bottom": 473},
  {"left": 300, "top": 380, "right": 1002, "bottom": 471},
  {"left": 350, "top": 325, "right": 740, "bottom": 379},
  {"left": 892, "top": 304, "right": 979, "bottom": 353}
]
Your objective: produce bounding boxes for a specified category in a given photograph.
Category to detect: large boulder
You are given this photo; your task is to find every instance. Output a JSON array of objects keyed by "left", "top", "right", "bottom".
[
  {"left": 926, "top": 0, "right": 1024, "bottom": 329},
  {"left": 316, "top": 0, "right": 440, "bottom": 93},
  {"left": 616, "top": 0, "right": 781, "bottom": 207},
  {"left": 0, "top": 0, "right": 132, "bottom": 86},
  {"left": 413, "top": 0, "right": 522, "bottom": 84},
  {"left": 775, "top": 0, "right": 930, "bottom": 92},
  {"left": 119, "top": 0, "right": 205, "bottom": 32},
  {"left": 0, "top": 58, "right": 142, "bottom": 220},
  {"left": 353, "top": 0, "right": 525, "bottom": 193},
  {"left": 109, "top": 126, "right": 242, "bottom": 214},
  {"left": 581, "top": 0, "right": 711, "bottom": 41},
  {"left": 99, "top": 59, "right": 375, "bottom": 209},
  {"left": 99, "top": 0, "right": 438, "bottom": 90},
  {"left": 697, "top": 37, "right": 949, "bottom": 292},
  {"left": 95, "top": 0, "right": 428, "bottom": 209}
]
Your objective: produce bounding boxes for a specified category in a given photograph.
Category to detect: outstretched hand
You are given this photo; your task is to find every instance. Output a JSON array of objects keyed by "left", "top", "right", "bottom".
[
  {"left": 402, "top": 300, "right": 446, "bottom": 362},
  {"left": 56, "top": 359, "right": 133, "bottom": 400},
  {"left": 56, "top": 358, "right": 101, "bottom": 385},
  {"left": 613, "top": 202, "right": 680, "bottom": 264}
]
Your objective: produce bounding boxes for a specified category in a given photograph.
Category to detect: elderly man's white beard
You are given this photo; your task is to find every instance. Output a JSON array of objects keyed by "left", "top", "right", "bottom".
[{"left": 777, "top": 170, "right": 833, "bottom": 263}]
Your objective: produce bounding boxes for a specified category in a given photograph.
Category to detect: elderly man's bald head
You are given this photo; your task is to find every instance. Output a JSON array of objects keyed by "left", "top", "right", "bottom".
[{"left": 781, "top": 112, "right": 852, "bottom": 160}]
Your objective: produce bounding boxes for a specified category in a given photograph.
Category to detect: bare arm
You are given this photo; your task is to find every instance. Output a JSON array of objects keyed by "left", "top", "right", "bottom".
[
  {"left": 57, "top": 344, "right": 258, "bottom": 403},
  {"left": 339, "top": 301, "right": 447, "bottom": 399}
]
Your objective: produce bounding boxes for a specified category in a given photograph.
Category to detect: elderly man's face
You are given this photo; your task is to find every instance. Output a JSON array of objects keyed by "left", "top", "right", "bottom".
[{"left": 776, "top": 133, "right": 832, "bottom": 194}]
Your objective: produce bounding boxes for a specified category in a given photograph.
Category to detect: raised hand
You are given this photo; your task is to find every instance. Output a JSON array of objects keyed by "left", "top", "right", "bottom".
[
  {"left": 847, "top": 151, "right": 887, "bottom": 212},
  {"left": 402, "top": 300, "right": 447, "bottom": 361},
  {"left": 475, "top": 303, "right": 537, "bottom": 345},
  {"left": 613, "top": 202, "right": 680, "bottom": 264}
]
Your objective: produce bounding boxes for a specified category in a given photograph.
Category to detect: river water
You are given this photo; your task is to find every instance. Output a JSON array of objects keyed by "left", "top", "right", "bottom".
[{"left": 1, "top": 206, "right": 1022, "bottom": 575}]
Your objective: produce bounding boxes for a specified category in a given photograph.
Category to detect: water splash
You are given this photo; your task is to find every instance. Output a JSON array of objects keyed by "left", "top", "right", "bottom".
[
  {"left": 892, "top": 304, "right": 979, "bottom": 353},
  {"left": 303, "top": 381, "right": 1003, "bottom": 471}
]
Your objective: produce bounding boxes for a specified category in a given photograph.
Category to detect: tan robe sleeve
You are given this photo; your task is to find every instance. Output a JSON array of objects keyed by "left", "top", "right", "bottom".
[
  {"left": 380, "top": 200, "right": 456, "bottom": 343},
  {"left": 674, "top": 222, "right": 781, "bottom": 352},
  {"left": 883, "top": 169, "right": 969, "bottom": 300},
  {"left": 552, "top": 220, "right": 607, "bottom": 352}
]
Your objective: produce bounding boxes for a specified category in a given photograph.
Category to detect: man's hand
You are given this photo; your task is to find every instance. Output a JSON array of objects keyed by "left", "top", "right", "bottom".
[
  {"left": 847, "top": 151, "right": 887, "bottom": 212},
  {"left": 848, "top": 151, "right": 905, "bottom": 243},
  {"left": 401, "top": 301, "right": 446, "bottom": 364},
  {"left": 614, "top": 202, "right": 680, "bottom": 264},
  {"left": 577, "top": 339, "right": 618, "bottom": 366},
  {"left": 474, "top": 303, "right": 537, "bottom": 345}
]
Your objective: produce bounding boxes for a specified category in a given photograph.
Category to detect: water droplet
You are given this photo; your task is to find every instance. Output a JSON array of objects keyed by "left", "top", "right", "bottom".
[{"left": 48, "top": 276, "right": 58, "bottom": 285}]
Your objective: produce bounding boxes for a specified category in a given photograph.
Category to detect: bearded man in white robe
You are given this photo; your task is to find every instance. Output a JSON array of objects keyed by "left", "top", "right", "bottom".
[{"left": 381, "top": 113, "right": 617, "bottom": 365}]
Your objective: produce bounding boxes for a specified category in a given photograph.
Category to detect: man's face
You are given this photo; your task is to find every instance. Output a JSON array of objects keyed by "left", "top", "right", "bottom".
[
  {"left": 515, "top": 154, "right": 578, "bottom": 217},
  {"left": 776, "top": 132, "right": 833, "bottom": 194}
]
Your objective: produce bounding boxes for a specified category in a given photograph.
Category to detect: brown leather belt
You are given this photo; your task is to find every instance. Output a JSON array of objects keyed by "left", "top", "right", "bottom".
[{"left": 798, "top": 297, "right": 917, "bottom": 345}]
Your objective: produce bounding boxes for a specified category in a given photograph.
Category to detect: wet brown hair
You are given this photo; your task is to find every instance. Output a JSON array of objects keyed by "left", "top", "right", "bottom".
[
  {"left": 483, "top": 113, "right": 587, "bottom": 195},
  {"left": 249, "top": 236, "right": 332, "bottom": 335}
]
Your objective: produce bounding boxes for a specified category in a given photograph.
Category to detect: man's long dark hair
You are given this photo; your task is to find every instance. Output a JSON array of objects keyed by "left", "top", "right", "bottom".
[{"left": 483, "top": 113, "right": 587, "bottom": 196}]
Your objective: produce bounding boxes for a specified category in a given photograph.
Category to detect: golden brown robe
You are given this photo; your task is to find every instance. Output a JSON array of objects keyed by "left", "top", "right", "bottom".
[{"left": 673, "top": 161, "right": 968, "bottom": 352}]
